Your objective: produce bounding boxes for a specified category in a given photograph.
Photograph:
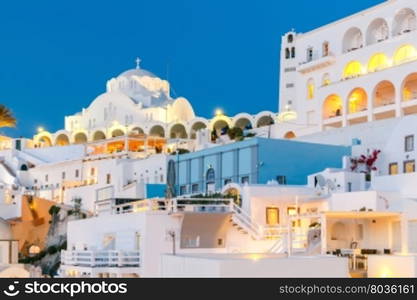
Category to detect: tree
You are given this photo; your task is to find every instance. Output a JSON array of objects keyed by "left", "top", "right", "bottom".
[{"left": 0, "top": 105, "right": 16, "bottom": 128}]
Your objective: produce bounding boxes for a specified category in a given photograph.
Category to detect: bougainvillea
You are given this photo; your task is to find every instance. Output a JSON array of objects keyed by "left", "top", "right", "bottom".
[{"left": 350, "top": 149, "right": 381, "bottom": 175}]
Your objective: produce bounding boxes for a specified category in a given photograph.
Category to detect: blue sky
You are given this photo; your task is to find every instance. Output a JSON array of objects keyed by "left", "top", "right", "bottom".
[{"left": 1, "top": 0, "right": 383, "bottom": 137}]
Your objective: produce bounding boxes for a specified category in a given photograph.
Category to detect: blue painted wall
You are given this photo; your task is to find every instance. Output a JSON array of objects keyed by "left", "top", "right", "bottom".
[
  {"left": 172, "top": 137, "right": 351, "bottom": 195},
  {"left": 146, "top": 184, "right": 166, "bottom": 198}
]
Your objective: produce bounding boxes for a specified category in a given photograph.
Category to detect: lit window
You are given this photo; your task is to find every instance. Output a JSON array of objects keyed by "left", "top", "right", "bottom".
[
  {"left": 323, "top": 94, "right": 343, "bottom": 119},
  {"left": 266, "top": 207, "right": 279, "bottom": 225},
  {"left": 394, "top": 45, "right": 417, "bottom": 65},
  {"left": 322, "top": 73, "right": 331, "bottom": 86},
  {"left": 343, "top": 61, "right": 363, "bottom": 79},
  {"left": 404, "top": 160, "right": 415, "bottom": 173},
  {"left": 307, "top": 79, "right": 315, "bottom": 100},
  {"left": 348, "top": 88, "right": 368, "bottom": 114},
  {"left": 368, "top": 53, "right": 389, "bottom": 72},
  {"left": 405, "top": 135, "right": 414, "bottom": 152},
  {"left": 389, "top": 163, "right": 398, "bottom": 175}
]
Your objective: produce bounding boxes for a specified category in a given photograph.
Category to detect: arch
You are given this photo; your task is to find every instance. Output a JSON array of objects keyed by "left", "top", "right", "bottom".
[
  {"left": 210, "top": 115, "right": 232, "bottom": 132},
  {"left": 233, "top": 114, "right": 253, "bottom": 130},
  {"left": 307, "top": 78, "right": 315, "bottom": 100},
  {"left": 111, "top": 129, "right": 125, "bottom": 138},
  {"left": 347, "top": 88, "right": 368, "bottom": 114},
  {"left": 394, "top": 45, "right": 417, "bottom": 65},
  {"left": 130, "top": 127, "right": 145, "bottom": 135},
  {"left": 366, "top": 18, "right": 389, "bottom": 45},
  {"left": 343, "top": 61, "right": 363, "bottom": 79},
  {"left": 392, "top": 8, "right": 416, "bottom": 37},
  {"left": 169, "top": 123, "right": 188, "bottom": 139},
  {"left": 206, "top": 168, "right": 215, "bottom": 183},
  {"left": 342, "top": 27, "right": 363, "bottom": 53},
  {"left": 190, "top": 121, "right": 207, "bottom": 139},
  {"left": 20, "top": 164, "right": 28, "bottom": 171},
  {"left": 322, "top": 73, "right": 331, "bottom": 86},
  {"left": 255, "top": 111, "right": 275, "bottom": 128},
  {"left": 368, "top": 53, "right": 389, "bottom": 72},
  {"left": 284, "top": 131, "right": 296, "bottom": 139},
  {"left": 55, "top": 133, "right": 70, "bottom": 146},
  {"left": 222, "top": 183, "right": 243, "bottom": 207},
  {"left": 149, "top": 125, "right": 165, "bottom": 138},
  {"left": 92, "top": 130, "right": 106, "bottom": 141},
  {"left": 373, "top": 81, "right": 395, "bottom": 108},
  {"left": 38, "top": 135, "right": 52, "bottom": 147},
  {"left": 212, "top": 120, "right": 229, "bottom": 134},
  {"left": 323, "top": 94, "right": 343, "bottom": 120},
  {"left": 402, "top": 73, "right": 417, "bottom": 101},
  {"left": 74, "top": 132, "right": 88, "bottom": 144}
]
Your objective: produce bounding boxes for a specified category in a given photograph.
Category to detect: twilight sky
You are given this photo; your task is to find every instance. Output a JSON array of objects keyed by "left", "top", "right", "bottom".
[{"left": 0, "top": 0, "right": 383, "bottom": 137}]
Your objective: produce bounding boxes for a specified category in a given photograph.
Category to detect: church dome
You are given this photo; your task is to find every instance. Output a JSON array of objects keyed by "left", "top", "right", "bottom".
[{"left": 118, "top": 68, "right": 156, "bottom": 79}]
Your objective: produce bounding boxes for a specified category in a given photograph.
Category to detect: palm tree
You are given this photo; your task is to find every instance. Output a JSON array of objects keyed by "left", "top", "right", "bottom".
[{"left": 0, "top": 104, "right": 16, "bottom": 128}]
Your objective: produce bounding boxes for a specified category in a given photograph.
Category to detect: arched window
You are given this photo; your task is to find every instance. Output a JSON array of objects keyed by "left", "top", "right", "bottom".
[
  {"left": 322, "top": 41, "right": 329, "bottom": 57},
  {"left": 348, "top": 88, "right": 368, "bottom": 114},
  {"left": 323, "top": 94, "right": 343, "bottom": 119},
  {"left": 285, "top": 48, "right": 290, "bottom": 59},
  {"left": 393, "top": 8, "right": 416, "bottom": 37},
  {"left": 368, "top": 53, "right": 389, "bottom": 72},
  {"left": 284, "top": 131, "right": 296, "bottom": 139},
  {"left": 307, "top": 78, "right": 315, "bottom": 100},
  {"left": 20, "top": 164, "right": 28, "bottom": 171},
  {"left": 342, "top": 27, "right": 363, "bottom": 53},
  {"left": 206, "top": 168, "right": 216, "bottom": 195},
  {"left": 343, "top": 61, "right": 363, "bottom": 79},
  {"left": 366, "top": 18, "right": 389, "bottom": 45},
  {"left": 322, "top": 73, "right": 331, "bottom": 86},
  {"left": 111, "top": 129, "right": 125, "bottom": 137},
  {"left": 402, "top": 73, "right": 417, "bottom": 101},
  {"left": 287, "top": 34, "right": 294, "bottom": 43},
  {"left": 74, "top": 132, "right": 87, "bottom": 144},
  {"left": 394, "top": 45, "right": 417, "bottom": 65},
  {"left": 93, "top": 131, "right": 106, "bottom": 141},
  {"left": 374, "top": 81, "right": 395, "bottom": 107},
  {"left": 291, "top": 47, "right": 296, "bottom": 58}
]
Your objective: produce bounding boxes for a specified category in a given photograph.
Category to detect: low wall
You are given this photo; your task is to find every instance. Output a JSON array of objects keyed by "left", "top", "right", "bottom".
[{"left": 161, "top": 254, "right": 349, "bottom": 278}]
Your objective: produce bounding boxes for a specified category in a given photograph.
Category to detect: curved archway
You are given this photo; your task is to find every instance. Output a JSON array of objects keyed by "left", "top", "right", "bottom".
[
  {"left": 130, "top": 127, "right": 145, "bottom": 136},
  {"left": 190, "top": 122, "right": 207, "bottom": 139},
  {"left": 234, "top": 118, "right": 253, "bottom": 130},
  {"left": 38, "top": 135, "right": 52, "bottom": 147},
  {"left": 55, "top": 134, "right": 70, "bottom": 146},
  {"left": 347, "top": 88, "right": 368, "bottom": 114},
  {"left": 111, "top": 129, "right": 125, "bottom": 138},
  {"left": 284, "top": 131, "right": 296, "bottom": 139},
  {"left": 256, "top": 115, "right": 275, "bottom": 128},
  {"left": 74, "top": 132, "right": 88, "bottom": 144},
  {"left": 366, "top": 18, "right": 389, "bottom": 45},
  {"left": 93, "top": 130, "right": 106, "bottom": 141},
  {"left": 342, "top": 27, "right": 363, "bottom": 53},
  {"left": 212, "top": 119, "right": 229, "bottom": 135},
  {"left": 402, "top": 73, "right": 417, "bottom": 101},
  {"left": 170, "top": 124, "right": 188, "bottom": 139},
  {"left": 368, "top": 53, "right": 389, "bottom": 72},
  {"left": 374, "top": 81, "right": 395, "bottom": 108},
  {"left": 393, "top": 8, "right": 416, "bottom": 37},
  {"left": 149, "top": 125, "right": 165, "bottom": 138},
  {"left": 343, "top": 61, "right": 363, "bottom": 79},
  {"left": 323, "top": 94, "right": 343, "bottom": 120},
  {"left": 394, "top": 45, "right": 417, "bottom": 65},
  {"left": 20, "top": 164, "right": 28, "bottom": 171}
]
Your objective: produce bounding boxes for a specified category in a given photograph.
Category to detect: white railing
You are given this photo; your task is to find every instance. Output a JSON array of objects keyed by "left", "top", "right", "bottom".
[
  {"left": 61, "top": 250, "right": 140, "bottom": 268},
  {"left": 171, "top": 198, "right": 233, "bottom": 214}
]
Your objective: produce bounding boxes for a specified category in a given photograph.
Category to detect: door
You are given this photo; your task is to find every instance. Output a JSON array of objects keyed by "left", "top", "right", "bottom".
[{"left": 266, "top": 207, "right": 279, "bottom": 225}]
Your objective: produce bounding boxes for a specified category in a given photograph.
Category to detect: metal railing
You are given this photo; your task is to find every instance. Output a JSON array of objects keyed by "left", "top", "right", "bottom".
[{"left": 61, "top": 250, "right": 140, "bottom": 268}]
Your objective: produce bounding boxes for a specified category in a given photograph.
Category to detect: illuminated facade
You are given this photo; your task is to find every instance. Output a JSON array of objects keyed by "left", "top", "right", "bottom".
[{"left": 278, "top": 0, "right": 417, "bottom": 136}]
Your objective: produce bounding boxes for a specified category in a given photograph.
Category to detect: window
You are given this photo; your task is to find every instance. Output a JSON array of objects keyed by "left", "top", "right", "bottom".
[
  {"left": 287, "top": 34, "right": 293, "bottom": 43},
  {"left": 75, "top": 169, "right": 80, "bottom": 178},
  {"left": 287, "top": 207, "right": 300, "bottom": 227},
  {"left": 405, "top": 135, "right": 414, "bottom": 152},
  {"left": 45, "top": 175, "right": 48, "bottom": 182},
  {"left": 307, "top": 47, "right": 313, "bottom": 62},
  {"left": 206, "top": 168, "right": 216, "bottom": 194},
  {"left": 389, "top": 163, "right": 399, "bottom": 175},
  {"left": 307, "top": 79, "right": 315, "bottom": 100},
  {"left": 404, "top": 160, "right": 415, "bottom": 173},
  {"left": 90, "top": 168, "right": 96, "bottom": 176},
  {"left": 291, "top": 47, "right": 295, "bottom": 58},
  {"left": 224, "top": 178, "right": 232, "bottom": 185},
  {"left": 241, "top": 176, "right": 249, "bottom": 184},
  {"left": 62, "top": 172, "right": 66, "bottom": 180},
  {"left": 106, "top": 174, "right": 111, "bottom": 184},
  {"left": 322, "top": 41, "right": 329, "bottom": 57},
  {"left": 191, "top": 184, "right": 199, "bottom": 194},
  {"left": 266, "top": 207, "right": 279, "bottom": 225},
  {"left": 180, "top": 185, "right": 187, "bottom": 195},
  {"left": 160, "top": 175, "right": 164, "bottom": 183},
  {"left": 277, "top": 175, "right": 287, "bottom": 185},
  {"left": 285, "top": 48, "right": 290, "bottom": 59}
]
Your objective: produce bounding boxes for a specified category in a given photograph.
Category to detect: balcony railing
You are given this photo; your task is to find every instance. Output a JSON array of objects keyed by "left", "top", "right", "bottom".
[{"left": 61, "top": 250, "right": 140, "bottom": 268}]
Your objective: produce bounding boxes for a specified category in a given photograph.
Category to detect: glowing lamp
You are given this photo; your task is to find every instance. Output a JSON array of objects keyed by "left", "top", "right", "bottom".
[
  {"left": 215, "top": 109, "right": 224, "bottom": 116},
  {"left": 37, "top": 127, "right": 45, "bottom": 133}
]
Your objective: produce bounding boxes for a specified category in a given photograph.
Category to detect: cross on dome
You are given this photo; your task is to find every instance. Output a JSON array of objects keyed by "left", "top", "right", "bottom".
[{"left": 135, "top": 57, "right": 141, "bottom": 69}]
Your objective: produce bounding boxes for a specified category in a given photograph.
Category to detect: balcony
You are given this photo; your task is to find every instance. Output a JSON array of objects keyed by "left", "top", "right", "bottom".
[
  {"left": 61, "top": 250, "right": 140, "bottom": 268},
  {"left": 298, "top": 54, "right": 336, "bottom": 74}
]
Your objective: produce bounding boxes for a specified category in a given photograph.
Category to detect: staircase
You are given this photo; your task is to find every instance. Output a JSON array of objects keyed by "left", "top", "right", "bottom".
[{"left": 230, "top": 203, "right": 286, "bottom": 244}]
